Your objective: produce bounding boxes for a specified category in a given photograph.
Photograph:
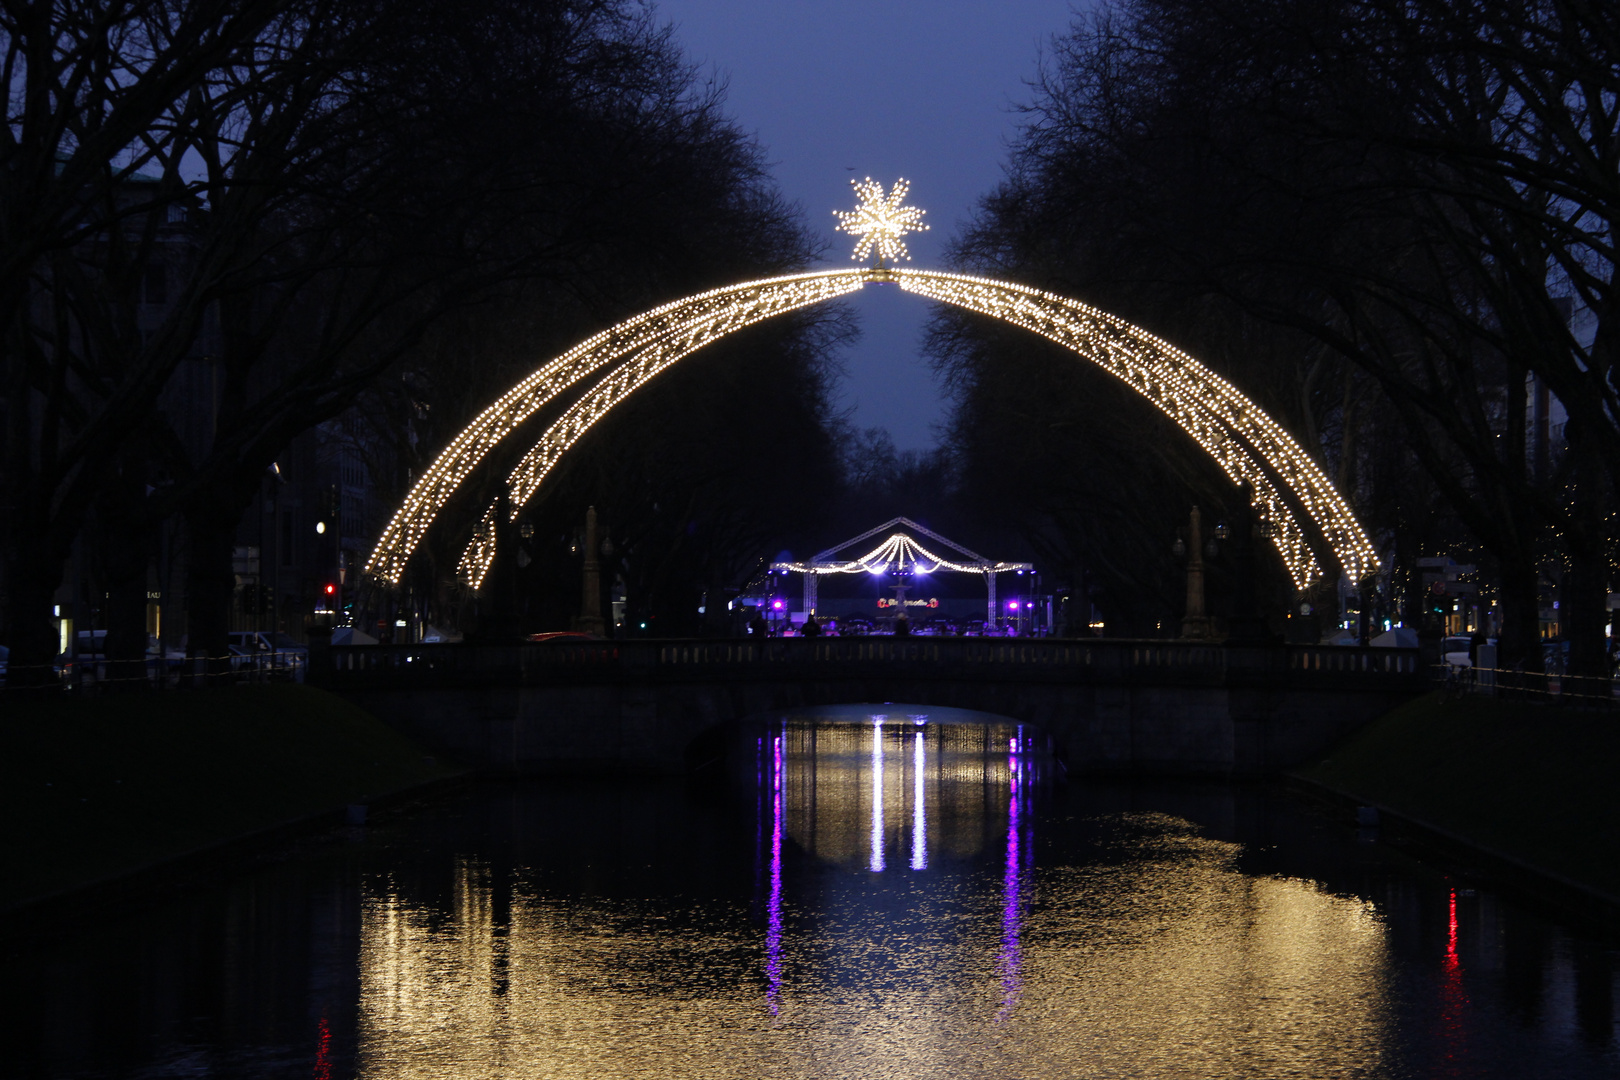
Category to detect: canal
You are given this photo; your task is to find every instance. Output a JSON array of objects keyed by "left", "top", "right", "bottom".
[{"left": 4, "top": 704, "right": 1616, "bottom": 1078}]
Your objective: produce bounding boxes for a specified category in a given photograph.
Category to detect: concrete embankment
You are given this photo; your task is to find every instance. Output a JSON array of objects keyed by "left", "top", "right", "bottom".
[
  {"left": 1293, "top": 692, "right": 1620, "bottom": 908},
  {"left": 1, "top": 684, "right": 464, "bottom": 912}
]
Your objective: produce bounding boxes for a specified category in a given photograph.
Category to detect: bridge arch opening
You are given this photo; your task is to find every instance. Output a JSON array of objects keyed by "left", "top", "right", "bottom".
[
  {"left": 691, "top": 704, "right": 1057, "bottom": 867},
  {"left": 367, "top": 267, "right": 1379, "bottom": 594}
]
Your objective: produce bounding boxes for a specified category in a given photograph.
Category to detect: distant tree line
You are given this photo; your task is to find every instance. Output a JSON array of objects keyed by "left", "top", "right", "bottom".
[
  {"left": 0, "top": 0, "right": 846, "bottom": 682},
  {"left": 933, "top": 0, "right": 1616, "bottom": 677}
]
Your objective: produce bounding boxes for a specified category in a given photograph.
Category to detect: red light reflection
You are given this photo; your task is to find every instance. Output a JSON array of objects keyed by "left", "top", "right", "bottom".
[
  {"left": 1437, "top": 888, "right": 1469, "bottom": 1077},
  {"left": 314, "top": 1014, "right": 332, "bottom": 1080}
]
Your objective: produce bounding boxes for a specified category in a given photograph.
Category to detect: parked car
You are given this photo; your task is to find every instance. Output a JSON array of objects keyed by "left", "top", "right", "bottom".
[
  {"left": 226, "top": 631, "right": 308, "bottom": 680},
  {"left": 1439, "top": 636, "right": 1471, "bottom": 667},
  {"left": 147, "top": 634, "right": 186, "bottom": 671},
  {"left": 1440, "top": 635, "right": 1494, "bottom": 668},
  {"left": 63, "top": 629, "right": 110, "bottom": 683},
  {"left": 64, "top": 629, "right": 175, "bottom": 684}
]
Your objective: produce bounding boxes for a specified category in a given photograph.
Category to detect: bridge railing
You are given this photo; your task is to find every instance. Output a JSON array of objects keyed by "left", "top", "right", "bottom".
[
  {"left": 1288, "top": 645, "right": 1420, "bottom": 674},
  {"left": 317, "top": 637, "right": 1420, "bottom": 688}
]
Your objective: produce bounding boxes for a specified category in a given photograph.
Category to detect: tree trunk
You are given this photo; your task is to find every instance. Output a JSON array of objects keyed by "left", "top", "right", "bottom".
[
  {"left": 1559, "top": 427, "right": 1612, "bottom": 698},
  {"left": 184, "top": 506, "right": 241, "bottom": 684},
  {"left": 0, "top": 535, "right": 66, "bottom": 689},
  {"left": 96, "top": 465, "right": 153, "bottom": 692},
  {"left": 102, "top": 554, "right": 151, "bottom": 691},
  {"left": 1561, "top": 495, "right": 1612, "bottom": 698},
  {"left": 1495, "top": 552, "right": 1544, "bottom": 694}
]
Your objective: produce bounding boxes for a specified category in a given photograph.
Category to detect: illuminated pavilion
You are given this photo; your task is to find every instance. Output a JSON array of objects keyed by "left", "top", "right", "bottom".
[{"left": 771, "top": 517, "right": 1031, "bottom": 623}]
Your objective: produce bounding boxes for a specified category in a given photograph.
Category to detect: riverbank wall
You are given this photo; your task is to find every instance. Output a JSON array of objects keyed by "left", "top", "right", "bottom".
[
  {"left": 1292, "top": 692, "right": 1620, "bottom": 910},
  {"left": 0, "top": 684, "right": 463, "bottom": 913}
]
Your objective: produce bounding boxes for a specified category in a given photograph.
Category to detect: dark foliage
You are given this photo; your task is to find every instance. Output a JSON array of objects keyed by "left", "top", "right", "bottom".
[{"left": 932, "top": 0, "right": 1616, "bottom": 664}]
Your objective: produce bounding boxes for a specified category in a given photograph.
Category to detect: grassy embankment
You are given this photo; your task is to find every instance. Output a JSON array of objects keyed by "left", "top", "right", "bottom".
[
  {"left": 1297, "top": 692, "right": 1620, "bottom": 900},
  {"left": 1, "top": 683, "right": 461, "bottom": 910}
]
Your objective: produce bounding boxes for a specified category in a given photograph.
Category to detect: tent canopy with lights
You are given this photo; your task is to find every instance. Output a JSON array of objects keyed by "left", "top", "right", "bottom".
[{"left": 771, "top": 517, "right": 1031, "bottom": 621}]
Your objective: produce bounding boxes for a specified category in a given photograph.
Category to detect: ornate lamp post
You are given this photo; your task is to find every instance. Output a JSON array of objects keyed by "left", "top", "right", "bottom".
[
  {"left": 573, "top": 505, "right": 606, "bottom": 637},
  {"left": 1179, "top": 506, "right": 1218, "bottom": 640}
]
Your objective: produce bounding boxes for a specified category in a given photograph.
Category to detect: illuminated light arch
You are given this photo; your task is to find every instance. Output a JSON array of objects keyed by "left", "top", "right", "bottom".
[
  {"left": 371, "top": 271, "right": 1379, "bottom": 594},
  {"left": 891, "top": 270, "right": 1380, "bottom": 586},
  {"left": 364, "top": 269, "right": 868, "bottom": 584}
]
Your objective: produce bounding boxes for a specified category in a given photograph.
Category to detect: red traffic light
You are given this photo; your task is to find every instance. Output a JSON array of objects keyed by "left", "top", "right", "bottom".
[{"left": 324, "top": 583, "right": 336, "bottom": 595}]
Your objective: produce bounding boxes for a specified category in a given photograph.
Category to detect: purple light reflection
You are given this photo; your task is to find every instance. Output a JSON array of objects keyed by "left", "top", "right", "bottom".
[
  {"left": 996, "top": 734, "right": 1023, "bottom": 1023},
  {"left": 765, "top": 732, "right": 784, "bottom": 1015},
  {"left": 869, "top": 716, "right": 886, "bottom": 872},
  {"left": 910, "top": 730, "right": 927, "bottom": 870}
]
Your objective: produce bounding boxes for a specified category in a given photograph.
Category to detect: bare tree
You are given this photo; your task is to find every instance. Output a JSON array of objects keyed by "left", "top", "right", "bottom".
[
  {"left": 936, "top": 0, "right": 1616, "bottom": 675},
  {"left": 0, "top": 0, "right": 341, "bottom": 684}
]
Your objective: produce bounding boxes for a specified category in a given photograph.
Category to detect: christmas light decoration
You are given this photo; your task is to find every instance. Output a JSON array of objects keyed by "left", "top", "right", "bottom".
[
  {"left": 834, "top": 177, "right": 928, "bottom": 264},
  {"left": 375, "top": 239, "right": 1380, "bottom": 594},
  {"left": 890, "top": 270, "right": 1380, "bottom": 587},
  {"left": 366, "top": 269, "right": 867, "bottom": 585},
  {"left": 772, "top": 532, "right": 1029, "bottom": 576},
  {"left": 449, "top": 271, "right": 867, "bottom": 590}
]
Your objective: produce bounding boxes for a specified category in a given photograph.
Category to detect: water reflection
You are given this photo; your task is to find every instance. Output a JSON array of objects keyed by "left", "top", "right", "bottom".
[
  {"left": 350, "top": 710, "right": 1393, "bottom": 1078},
  {"left": 766, "top": 730, "right": 783, "bottom": 1015},
  {"left": 997, "top": 735, "right": 1023, "bottom": 1023},
  {"left": 5, "top": 705, "right": 1619, "bottom": 1078},
  {"left": 757, "top": 710, "right": 1042, "bottom": 874},
  {"left": 868, "top": 718, "right": 884, "bottom": 873},
  {"left": 910, "top": 730, "right": 927, "bottom": 872}
]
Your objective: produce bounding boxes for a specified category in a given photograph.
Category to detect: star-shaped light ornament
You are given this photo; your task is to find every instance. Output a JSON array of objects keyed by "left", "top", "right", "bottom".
[{"left": 834, "top": 177, "right": 928, "bottom": 265}]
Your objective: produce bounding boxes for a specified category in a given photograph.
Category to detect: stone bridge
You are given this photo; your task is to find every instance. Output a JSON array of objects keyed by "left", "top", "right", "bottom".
[{"left": 314, "top": 637, "right": 1423, "bottom": 777}]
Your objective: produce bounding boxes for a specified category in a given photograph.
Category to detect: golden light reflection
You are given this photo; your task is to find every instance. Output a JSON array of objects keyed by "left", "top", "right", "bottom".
[
  {"left": 357, "top": 731, "right": 1394, "bottom": 1079},
  {"left": 775, "top": 717, "right": 1014, "bottom": 869}
]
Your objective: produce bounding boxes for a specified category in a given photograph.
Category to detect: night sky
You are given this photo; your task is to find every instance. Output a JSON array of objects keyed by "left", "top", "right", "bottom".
[{"left": 657, "top": 0, "right": 1079, "bottom": 451}]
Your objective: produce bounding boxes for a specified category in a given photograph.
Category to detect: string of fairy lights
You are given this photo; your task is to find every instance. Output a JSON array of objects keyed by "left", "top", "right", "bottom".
[
  {"left": 453, "top": 271, "right": 868, "bottom": 590},
  {"left": 772, "top": 532, "right": 1030, "bottom": 576},
  {"left": 365, "top": 269, "right": 867, "bottom": 585},
  {"left": 370, "top": 177, "right": 1380, "bottom": 596},
  {"left": 890, "top": 269, "right": 1381, "bottom": 587}
]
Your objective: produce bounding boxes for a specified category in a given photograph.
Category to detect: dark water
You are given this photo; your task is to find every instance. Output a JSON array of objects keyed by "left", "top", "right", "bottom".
[{"left": 4, "top": 704, "right": 1617, "bottom": 1079}]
